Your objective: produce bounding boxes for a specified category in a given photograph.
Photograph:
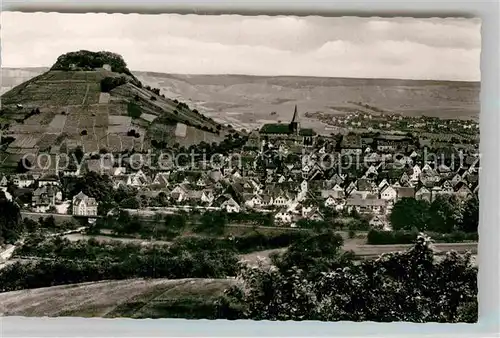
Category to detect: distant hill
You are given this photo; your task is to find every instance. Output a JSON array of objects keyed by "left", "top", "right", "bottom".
[
  {"left": 0, "top": 51, "right": 225, "bottom": 171},
  {"left": 2, "top": 66, "right": 480, "bottom": 134}
]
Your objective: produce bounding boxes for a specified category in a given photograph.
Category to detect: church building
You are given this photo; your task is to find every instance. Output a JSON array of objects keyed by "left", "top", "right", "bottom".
[{"left": 259, "top": 105, "right": 317, "bottom": 146}]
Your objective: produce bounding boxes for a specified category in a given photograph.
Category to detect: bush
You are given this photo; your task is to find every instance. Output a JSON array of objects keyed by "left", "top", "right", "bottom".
[
  {"left": 127, "top": 102, "right": 142, "bottom": 118},
  {"left": 51, "top": 50, "right": 133, "bottom": 75},
  {"left": 367, "top": 229, "right": 478, "bottom": 245},
  {"left": 100, "top": 76, "right": 127, "bottom": 92},
  {"left": 222, "top": 234, "right": 478, "bottom": 322},
  {"left": 367, "top": 229, "right": 419, "bottom": 245}
]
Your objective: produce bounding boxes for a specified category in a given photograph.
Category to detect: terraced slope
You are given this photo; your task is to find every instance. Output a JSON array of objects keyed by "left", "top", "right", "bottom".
[{"left": 0, "top": 55, "right": 225, "bottom": 171}]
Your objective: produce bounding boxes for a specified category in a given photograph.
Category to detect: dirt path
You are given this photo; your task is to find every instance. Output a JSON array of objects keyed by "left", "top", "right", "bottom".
[{"left": 82, "top": 84, "right": 90, "bottom": 105}]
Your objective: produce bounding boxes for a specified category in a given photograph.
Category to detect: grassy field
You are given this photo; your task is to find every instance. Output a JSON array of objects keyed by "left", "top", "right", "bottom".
[{"left": 0, "top": 278, "right": 237, "bottom": 318}]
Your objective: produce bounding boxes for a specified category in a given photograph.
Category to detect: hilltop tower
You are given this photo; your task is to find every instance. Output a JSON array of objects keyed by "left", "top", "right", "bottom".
[{"left": 289, "top": 105, "right": 300, "bottom": 135}]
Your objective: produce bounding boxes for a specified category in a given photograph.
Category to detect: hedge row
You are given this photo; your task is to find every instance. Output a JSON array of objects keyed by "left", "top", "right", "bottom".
[{"left": 367, "top": 229, "right": 478, "bottom": 245}]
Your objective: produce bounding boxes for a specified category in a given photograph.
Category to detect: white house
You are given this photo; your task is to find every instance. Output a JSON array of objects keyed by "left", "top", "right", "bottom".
[
  {"left": 152, "top": 172, "right": 170, "bottom": 187},
  {"left": 13, "top": 174, "right": 35, "bottom": 188},
  {"left": 274, "top": 210, "right": 293, "bottom": 224},
  {"left": 72, "top": 191, "right": 98, "bottom": 216},
  {"left": 272, "top": 192, "right": 293, "bottom": 207},
  {"left": 0, "top": 187, "right": 13, "bottom": 202},
  {"left": 324, "top": 195, "right": 337, "bottom": 207},
  {"left": 380, "top": 185, "right": 397, "bottom": 201},
  {"left": 38, "top": 175, "right": 60, "bottom": 187},
  {"left": 365, "top": 165, "right": 378, "bottom": 177},
  {"left": 245, "top": 194, "right": 264, "bottom": 208},
  {"left": 300, "top": 180, "right": 308, "bottom": 192},
  {"left": 0, "top": 175, "right": 9, "bottom": 187},
  {"left": 127, "top": 170, "right": 150, "bottom": 187},
  {"left": 201, "top": 190, "right": 215, "bottom": 204},
  {"left": 378, "top": 178, "right": 389, "bottom": 190},
  {"left": 411, "top": 165, "right": 422, "bottom": 182},
  {"left": 221, "top": 197, "right": 241, "bottom": 213}
]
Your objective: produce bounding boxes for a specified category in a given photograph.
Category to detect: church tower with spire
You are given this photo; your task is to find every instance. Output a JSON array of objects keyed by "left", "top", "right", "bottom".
[{"left": 289, "top": 105, "right": 300, "bottom": 135}]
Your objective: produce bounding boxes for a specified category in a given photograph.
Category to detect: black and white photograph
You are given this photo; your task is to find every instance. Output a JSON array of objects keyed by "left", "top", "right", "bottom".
[{"left": 0, "top": 12, "right": 480, "bottom": 323}]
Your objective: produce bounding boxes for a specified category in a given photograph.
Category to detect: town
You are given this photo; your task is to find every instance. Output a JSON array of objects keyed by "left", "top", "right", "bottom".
[{"left": 0, "top": 105, "right": 479, "bottom": 236}]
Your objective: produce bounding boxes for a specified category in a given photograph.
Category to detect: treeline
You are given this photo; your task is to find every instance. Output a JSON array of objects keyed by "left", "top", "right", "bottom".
[
  {"left": 2, "top": 235, "right": 238, "bottom": 293},
  {"left": 367, "top": 228, "right": 478, "bottom": 245},
  {"left": 51, "top": 50, "right": 133, "bottom": 75},
  {"left": 2, "top": 229, "right": 321, "bottom": 292},
  {"left": 95, "top": 210, "right": 315, "bottom": 253},
  {"left": 390, "top": 195, "right": 479, "bottom": 233},
  {"left": 217, "top": 232, "right": 478, "bottom": 323}
]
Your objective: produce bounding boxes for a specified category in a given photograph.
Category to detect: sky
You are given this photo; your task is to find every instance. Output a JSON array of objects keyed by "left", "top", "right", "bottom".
[{"left": 1, "top": 12, "right": 481, "bottom": 81}]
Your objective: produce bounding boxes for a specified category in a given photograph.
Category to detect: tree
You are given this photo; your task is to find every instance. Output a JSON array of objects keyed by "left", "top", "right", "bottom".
[
  {"left": 390, "top": 198, "right": 431, "bottom": 231},
  {"left": 74, "top": 146, "right": 84, "bottom": 163},
  {"left": 16, "top": 158, "right": 31, "bottom": 173},
  {"left": 428, "top": 195, "right": 462, "bottom": 233},
  {"left": 69, "top": 172, "right": 115, "bottom": 215},
  {"left": 222, "top": 234, "right": 477, "bottom": 322},
  {"left": 196, "top": 211, "right": 227, "bottom": 235},
  {"left": 273, "top": 231, "right": 354, "bottom": 279},
  {"left": 120, "top": 197, "right": 140, "bottom": 209},
  {"left": 0, "top": 196, "right": 22, "bottom": 244},
  {"left": 459, "top": 197, "right": 479, "bottom": 233}
]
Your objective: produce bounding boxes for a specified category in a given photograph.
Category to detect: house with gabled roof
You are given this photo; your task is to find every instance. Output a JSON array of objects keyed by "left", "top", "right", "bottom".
[
  {"left": 0, "top": 175, "right": 9, "bottom": 187},
  {"left": 410, "top": 164, "right": 421, "bottom": 183},
  {"left": 369, "top": 215, "right": 388, "bottom": 230},
  {"left": 396, "top": 186, "right": 416, "bottom": 201},
  {"left": 277, "top": 174, "right": 286, "bottom": 184},
  {"left": 365, "top": 165, "right": 378, "bottom": 178},
  {"left": 454, "top": 181, "right": 473, "bottom": 200},
  {"left": 380, "top": 185, "right": 397, "bottom": 201},
  {"left": 13, "top": 174, "right": 35, "bottom": 188},
  {"left": 72, "top": 191, "right": 98, "bottom": 216},
  {"left": 271, "top": 190, "right": 294, "bottom": 207},
  {"left": 32, "top": 185, "right": 62, "bottom": 207},
  {"left": 220, "top": 196, "right": 241, "bottom": 213},
  {"left": 345, "top": 197, "right": 387, "bottom": 215},
  {"left": 378, "top": 178, "right": 389, "bottom": 190},
  {"left": 275, "top": 209, "right": 293, "bottom": 224},
  {"left": 307, "top": 208, "right": 325, "bottom": 221},
  {"left": 244, "top": 193, "right": 264, "bottom": 209},
  {"left": 415, "top": 186, "right": 431, "bottom": 202},
  {"left": 127, "top": 169, "right": 151, "bottom": 187},
  {"left": 152, "top": 172, "right": 170, "bottom": 187},
  {"left": 170, "top": 184, "right": 190, "bottom": 203}
]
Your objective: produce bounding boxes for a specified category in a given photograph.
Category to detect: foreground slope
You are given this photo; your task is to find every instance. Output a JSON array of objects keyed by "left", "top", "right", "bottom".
[{"left": 0, "top": 278, "right": 237, "bottom": 318}]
